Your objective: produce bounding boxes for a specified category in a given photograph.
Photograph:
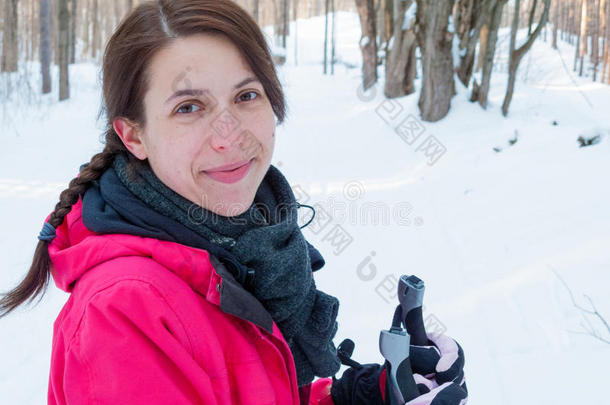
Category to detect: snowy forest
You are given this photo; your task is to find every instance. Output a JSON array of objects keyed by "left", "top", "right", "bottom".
[
  {"left": 1, "top": 0, "right": 609, "bottom": 119},
  {"left": 1, "top": 0, "right": 609, "bottom": 404}
]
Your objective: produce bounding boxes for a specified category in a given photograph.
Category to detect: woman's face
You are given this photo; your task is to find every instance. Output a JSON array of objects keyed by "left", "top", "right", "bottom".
[{"left": 115, "top": 33, "right": 276, "bottom": 217}]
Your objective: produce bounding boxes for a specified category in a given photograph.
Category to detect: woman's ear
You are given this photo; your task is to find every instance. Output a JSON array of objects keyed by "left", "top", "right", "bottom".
[{"left": 113, "top": 117, "right": 148, "bottom": 160}]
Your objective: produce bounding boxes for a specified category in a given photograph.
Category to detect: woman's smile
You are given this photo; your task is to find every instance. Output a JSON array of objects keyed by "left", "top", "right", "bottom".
[{"left": 202, "top": 157, "right": 254, "bottom": 184}]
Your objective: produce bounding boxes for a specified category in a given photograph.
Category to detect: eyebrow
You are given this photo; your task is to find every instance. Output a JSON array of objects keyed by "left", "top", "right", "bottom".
[{"left": 164, "top": 76, "right": 260, "bottom": 104}]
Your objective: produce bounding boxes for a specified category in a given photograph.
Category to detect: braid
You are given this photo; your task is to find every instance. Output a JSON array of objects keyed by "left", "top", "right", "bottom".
[
  {"left": 48, "top": 148, "right": 117, "bottom": 228},
  {"left": 0, "top": 131, "right": 127, "bottom": 317}
]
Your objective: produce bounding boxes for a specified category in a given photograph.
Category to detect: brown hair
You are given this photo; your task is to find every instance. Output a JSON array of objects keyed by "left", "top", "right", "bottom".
[{"left": 0, "top": 0, "right": 286, "bottom": 317}]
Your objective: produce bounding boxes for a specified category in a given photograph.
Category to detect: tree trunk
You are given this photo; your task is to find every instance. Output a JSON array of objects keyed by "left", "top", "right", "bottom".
[
  {"left": 2, "top": 0, "right": 19, "bottom": 72},
  {"left": 253, "top": 0, "right": 259, "bottom": 23},
  {"left": 415, "top": 0, "right": 455, "bottom": 122},
  {"left": 282, "top": 0, "right": 290, "bottom": 48},
  {"left": 92, "top": 0, "right": 100, "bottom": 59},
  {"left": 52, "top": 0, "right": 59, "bottom": 65},
  {"left": 114, "top": 0, "right": 121, "bottom": 26},
  {"left": 579, "top": 0, "right": 587, "bottom": 76},
  {"left": 27, "top": 0, "right": 34, "bottom": 60},
  {"left": 552, "top": 0, "right": 559, "bottom": 49},
  {"left": 385, "top": 0, "right": 394, "bottom": 50},
  {"left": 456, "top": 0, "right": 486, "bottom": 86},
  {"left": 331, "top": 0, "right": 335, "bottom": 74},
  {"left": 476, "top": 0, "right": 507, "bottom": 109},
  {"left": 59, "top": 0, "right": 70, "bottom": 100},
  {"left": 502, "top": 0, "right": 551, "bottom": 116},
  {"left": 293, "top": 0, "right": 299, "bottom": 65},
  {"left": 592, "top": 0, "right": 601, "bottom": 80},
  {"left": 324, "top": 0, "right": 329, "bottom": 73},
  {"left": 69, "top": 0, "right": 77, "bottom": 63},
  {"left": 574, "top": 0, "right": 583, "bottom": 70},
  {"left": 83, "top": 0, "right": 90, "bottom": 57},
  {"left": 528, "top": 0, "right": 538, "bottom": 35},
  {"left": 475, "top": 23, "right": 488, "bottom": 72},
  {"left": 384, "top": 0, "right": 416, "bottom": 97},
  {"left": 40, "top": 0, "right": 52, "bottom": 94},
  {"left": 376, "top": 0, "right": 385, "bottom": 51},
  {"left": 355, "top": 0, "right": 377, "bottom": 90},
  {"left": 602, "top": 0, "right": 610, "bottom": 83}
]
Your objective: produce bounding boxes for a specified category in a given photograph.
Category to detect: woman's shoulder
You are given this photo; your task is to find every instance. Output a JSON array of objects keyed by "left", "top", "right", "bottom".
[
  {"left": 73, "top": 255, "right": 196, "bottom": 304},
  {"left": 54, "top": 255, "right": 208, "bottom": 351}
]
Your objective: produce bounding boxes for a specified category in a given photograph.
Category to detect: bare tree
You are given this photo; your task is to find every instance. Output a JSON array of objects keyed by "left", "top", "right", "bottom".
[
  {"left": 282, "top": 0, "right": 290, "bottom": 48},
  {"left": 473, "top": 0, "right": 507, "bottom": 109},
  {"left": 293, "top": 0, "right": 299, "bottom": 65},
  {"left": 591, "top": 0, "right": 601, "bottom": 81},
  {"left": 331, "top": 0, "right": 336, "bottom": 74},
  {"left": 502, "top": 0, "right": 551, "bottom": 116},
  {"left": 474, "top": 23, "right": 488, "bottom": 73},
  {"left": 355, "top": 0, "right": 377, "bottom": 90},
  {"left": 40, "top": 0, "right": 52, "bottom": 93},
  {"left": 552, "top": 0, "right": 559, "bottom": 49},
  {"left": 384, "top": 0, "right": 416, "bottom": 97},
  {"left": 69, "top": 0, "right": 77, "bottom": 63},
  {"left": 415, "top": 0, "right": 455, "bottom": 122},
  {"left": 253, "top": 0, "right": 260, "bottom": 23},
  {"left": 578, "top": 0, "right": 587, "bottom": 76},
  {"left": 26, "top": 0, "right": 37, "bottom": 61},
  {"left": 574, "top": 0, "right": 583, "bottom": 71},
  {"left": 375, "top": 0, "right": 385, "bottom": 53},
  {"left": 92, "top": 0, "right": 100, "bottom": 59},
  {"left": 603, "top": 0, "right": 610, "bottom": 83},
  {"left": 324, "top": 0, "right": 329, "bottom": 73},
  {"left": 527, "top": 0, "right": 538, "bottom": 35},
  {"left": 58, "top": 0, "right": 70, "bottom": 100},
  {"left": 455, "top": 0, "right": 487, "bottom": 87},
  {"left": 2, "top": 0, "right": 19, "bottom": 72},
  {"left": 553, "top": 268, "right": 610, "bottom": 345},
  {"left": 383, "top": 0, "right": 394, "bottom": 55},
  {"left": 113, "top": 0, "right": 122, "bottom": 26}
]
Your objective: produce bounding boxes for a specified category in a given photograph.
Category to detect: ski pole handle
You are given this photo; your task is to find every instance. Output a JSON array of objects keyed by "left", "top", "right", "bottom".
[
  {"left": 379, "top": 316, "right": 420, "bottom": 404},
  {"left": 398, "top": 275, "right": 428, "bottom": 346}
]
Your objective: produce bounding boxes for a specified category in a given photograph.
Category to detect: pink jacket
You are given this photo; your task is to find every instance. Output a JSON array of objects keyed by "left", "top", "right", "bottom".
[{"left": 46, "top": 198, "right": 335, "bottom": 404}]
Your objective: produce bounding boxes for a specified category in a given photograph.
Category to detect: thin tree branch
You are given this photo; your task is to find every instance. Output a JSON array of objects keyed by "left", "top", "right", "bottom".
[
  {"left": 514, "top": 0, "right": 551, "bottom": 61},
  {"left": 567, "top": 329, "right": 610, "bottom": 344},
  {"left": 551, "top": 265, "right": 610, "bottom": 344},
  {"left": 583, "top": 294, "right": 610, "bottom": 335}
]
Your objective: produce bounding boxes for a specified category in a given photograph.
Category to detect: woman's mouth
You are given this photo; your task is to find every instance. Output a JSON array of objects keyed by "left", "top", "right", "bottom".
[{"left": 202, "top": 158, "right": 254, "bottom": 184}]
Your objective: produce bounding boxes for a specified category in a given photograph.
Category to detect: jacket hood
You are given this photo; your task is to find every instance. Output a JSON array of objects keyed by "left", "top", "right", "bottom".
[{"left": 46, "top": 197, "right": 218, "bottom": 296}]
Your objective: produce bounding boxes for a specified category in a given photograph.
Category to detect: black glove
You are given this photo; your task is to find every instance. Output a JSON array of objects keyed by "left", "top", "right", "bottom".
[
  {"left": 330, "top": 337, "right": 468, "bottom": 405},
  {"left": 330, "top": 361, "right": 386, "bottom": 405}
]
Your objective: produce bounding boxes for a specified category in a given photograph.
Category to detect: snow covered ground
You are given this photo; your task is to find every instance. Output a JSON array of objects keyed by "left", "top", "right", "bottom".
[{"left": 1, "top": 11, "right": 609, "bottom": 404}]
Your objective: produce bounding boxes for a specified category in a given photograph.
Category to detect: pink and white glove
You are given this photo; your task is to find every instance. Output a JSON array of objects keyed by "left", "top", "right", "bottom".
[{"left": 404, "top": 333, "right": 468, "bottom": 405}]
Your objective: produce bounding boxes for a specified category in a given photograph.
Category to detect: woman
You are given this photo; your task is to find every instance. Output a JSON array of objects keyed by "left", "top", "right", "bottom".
[{"left": 0, "top": 1, "right": 468, "bottom": 404}]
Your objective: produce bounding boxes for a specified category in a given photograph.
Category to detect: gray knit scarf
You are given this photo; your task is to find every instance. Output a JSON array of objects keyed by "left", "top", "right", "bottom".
[{"left": 113, "top": 153, "right": 341, "bottom": 386}]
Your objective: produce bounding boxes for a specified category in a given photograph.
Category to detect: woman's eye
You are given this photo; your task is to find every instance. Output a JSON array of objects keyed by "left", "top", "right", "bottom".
[
  {"left": 176, "top": 103, "right": 201, "bottom": 114},
  {"left": 238, "top": 91, "right": 258, "bottom": 102}
]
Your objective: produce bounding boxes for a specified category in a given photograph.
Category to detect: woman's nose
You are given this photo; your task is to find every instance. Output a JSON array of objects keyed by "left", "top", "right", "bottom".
[{"left": 209, "top": 109, "right": 245, "bottom": 151}]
